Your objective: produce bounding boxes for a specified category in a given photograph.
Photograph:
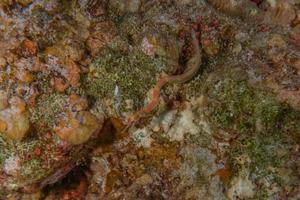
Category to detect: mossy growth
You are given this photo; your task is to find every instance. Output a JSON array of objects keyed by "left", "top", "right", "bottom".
[
  {"left": 29, "top": 93, "right": 68, "bottom": 131},
  {"left": 0, "top": 137, "right": 10, "bottom": 167},
  {"left": 26, "top": 13, "right": 67, "bottom": 49},
  {"left": 280, "top": 107, "right": 300, "bottom": 138},
  {"left": 205, "top": 69, "right": 283, "bottom": 134},
  {"left": 232, "top": 132, "right": 292, "bottom": 180},
  {"left": 82, "top": 48, "right": 166, "bottom": 111},
  {"left": 203, "top": 67, "right": 300, "bottom": 193},
  {"left": 117, "top": 14, "right": 142, "bottom": 45},
  {"left": 20, "top": 158, "right": 49, "bottom": 182}
]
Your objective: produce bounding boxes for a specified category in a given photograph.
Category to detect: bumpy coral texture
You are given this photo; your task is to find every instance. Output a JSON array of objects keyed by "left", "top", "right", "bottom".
[{"left": 0, "top": 0, "right": 300, "bottom": 199}]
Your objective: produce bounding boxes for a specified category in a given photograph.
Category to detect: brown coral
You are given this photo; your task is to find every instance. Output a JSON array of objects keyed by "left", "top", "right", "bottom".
[
  {"left": 18, "top": 39, "right": 37, "bottom": 57},
  {"left": 63, "top": 58, "right": 81, "bottom": 88},
  {"left": 0, "top": 97, "right": 30, "bottom": 141},
  {"left": 265, "top": 0, "right": 296, "bottom": 26},
  {"left": 52, "top": 76, "right": 69, "bottom": 93},
  {"left": 86, "top": 0, "right": 108, "bottom": 17},
  {"left": 86, "top": 21, "right": 117, "bottom": 55},
  {"left": 54, "top": 94, "right": 102, "bottom": 145},
  {"left": 55, "top": 111, "right": 102, "bottom": 145},
  {"left": 206, "top": 0, "right": 258, "bottom": 18}
]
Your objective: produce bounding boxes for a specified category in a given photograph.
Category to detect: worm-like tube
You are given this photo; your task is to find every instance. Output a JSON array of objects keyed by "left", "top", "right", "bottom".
[
  {"left": 124, "top": 30, "right": 202, "bottom": 128},
  {"left": 168, "top": 30, "right": 202, "bottom": 84}
]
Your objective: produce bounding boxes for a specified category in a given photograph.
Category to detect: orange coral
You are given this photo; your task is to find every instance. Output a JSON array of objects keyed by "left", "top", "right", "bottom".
[
  {"left": 55, "top": 111, "right": 101, "bottom": 145},
  {"left": 64, "top": 59, "right": 81, "bottom": 88},
  {"left": 20, "top": 39, "right": 37, "bottom": 56},
  {"left": 52, "top": 77, "right": 69, "bottom": 93},
  {"left": 0, "top": 97, "right": 30, "bottom": 141}
]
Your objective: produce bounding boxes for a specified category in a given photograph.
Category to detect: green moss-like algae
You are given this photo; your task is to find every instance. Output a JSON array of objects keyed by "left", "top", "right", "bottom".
[
  {"left": 29, "top": 93, "right": 68, "bottom": 132},
  {"left": 82, "top": 48, "right": 166, "bottom": 110},
  {"left": 201, "top": 67, "right": 300, "bottom": 196}
]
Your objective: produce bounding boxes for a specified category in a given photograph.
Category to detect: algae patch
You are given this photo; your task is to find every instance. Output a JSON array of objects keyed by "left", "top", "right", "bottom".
[
  {"left": 205, "top": 69, "right": 285, "bottom": 134},
  {"left": 29, "top": 93, "right": 68, "bottom": 131},
  {"left": 203, "top": 68, "right": 300, "bottom": 194},
  {"left": 83, "top": 48, "right": 166, "bottom": 110}
]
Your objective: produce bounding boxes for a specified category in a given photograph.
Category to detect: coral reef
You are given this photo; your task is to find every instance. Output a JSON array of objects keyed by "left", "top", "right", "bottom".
[{"left": 0, "top": 0, "right": 300, "bottom": 199}]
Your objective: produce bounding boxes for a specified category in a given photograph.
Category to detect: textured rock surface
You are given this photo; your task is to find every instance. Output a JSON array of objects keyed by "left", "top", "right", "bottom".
[{"left": 0, "top": 0, "right": 300, "bottom": 199}]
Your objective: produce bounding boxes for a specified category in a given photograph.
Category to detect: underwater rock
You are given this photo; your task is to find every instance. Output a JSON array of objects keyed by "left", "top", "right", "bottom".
[
  {"left": 167, "top": 103, "right": 199, "bottom": 141},
  {"left": 0, "top": 97, "right": 30, "bottom": 141},
  {"left": 86, "top": 0, "right": 108, "bottom": 17},
  {"left": 55, "top": 111, "right": 101, "bottom": 145},
  {"left": 16, "top": 0, "right": 33, "bottom": 7},
  {"left": 227, "top": 175, "right": 255, "bottom": 199},
  {"left": 131, "top": 127, "right": 153, "bottom": 148},
  {"left": 206, "top": 0, "right": 259, "bottom": 18},
  {"left": 55, "top": 95, "right": 103, "bottom": 145},
  {"left": 108, "top": 0, "right": 141, "bottom": 15},
  {"left": 3, "top": 155, "right": 21, "bottom": 177},
  {"left": 0, "top": 0, "right": 300, "bottom": 198},
  {"left": 264, "top": 0, "right": 296, "bottom": 25},
  {"left": 86, "top": 21, "right": 117, "bottom": 55},
  {"left": 0, "top": 90, "right": 8, "bottom": 111}
]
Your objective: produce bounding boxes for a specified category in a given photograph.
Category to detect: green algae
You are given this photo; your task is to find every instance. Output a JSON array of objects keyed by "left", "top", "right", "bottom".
[
  {"left": 205, "top": 69, "right": 285, "bottom": 134},
  {"left": 21, "top": 158, "right": 48, "bottom": 181},
  {"left": 201, "top": 67, "right": 300, "bottom": 197},
  {"left": 82, "top": 48, "right": 166, "bottom": 110},
  {"left": 0, "top": 137, "right": 9, "bottom": 167},
  {"left": 117, "top": 14, "right": 143, "bottom": 45},
  {"left": 1, "top": 0, "right": 299, "bottom": 197},
  {"left": 29, "top": 93, "right": 68, "bottom": 131}
]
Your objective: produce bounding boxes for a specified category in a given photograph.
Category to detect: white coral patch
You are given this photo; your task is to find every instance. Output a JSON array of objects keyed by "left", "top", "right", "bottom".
[
  {"left": 167, "top": 104, "right": 199, "bottom": 141},
  {"left": 150, "top": 110, "right": 177, "bottom": 133},
  {"left": 267, "top": 0, "right": 277, "bottom": 8},
  {"left": 160, "top": 110, "right": 177, "bottom": 133},
  {"left": 131, "top": 127, "right": 153, "bottom": 148},
  {"left": 227, "top": 176, "right": 255, "bottom": 200},
  {"left": 4, "top": 155, "right": 21, "bottom": 176},
  {"left": 141, "top": 37, "right": 155, "bottom": 56}
]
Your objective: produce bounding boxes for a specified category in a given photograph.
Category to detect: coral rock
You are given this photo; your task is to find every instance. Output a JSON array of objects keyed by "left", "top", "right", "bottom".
[
  {"left": 16, "top": 0, "right": 33, "bottom": 7},
  {"left": 19, "top": 39, "right": 37, "bottom": 57},
  {"left": 55, "top": 111, "right": 102, "bottom": 145},
  {"left": 266, "top": 0, "right": 296, "bottom": 25},
  {"left": 63, "top": 59, "right": 81, "bottom": 88},
  {"left": 0, "top": 90, "right": 8, "bottom": 111},
  {"left": 86, "top": 0, "right": 108, "bottom": 17},
  {"left": 86, "top": 21, "right": 117, "bottom": 55},
  {"left": 0, "top": 97, "right": 30, "bottom": 141}
]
